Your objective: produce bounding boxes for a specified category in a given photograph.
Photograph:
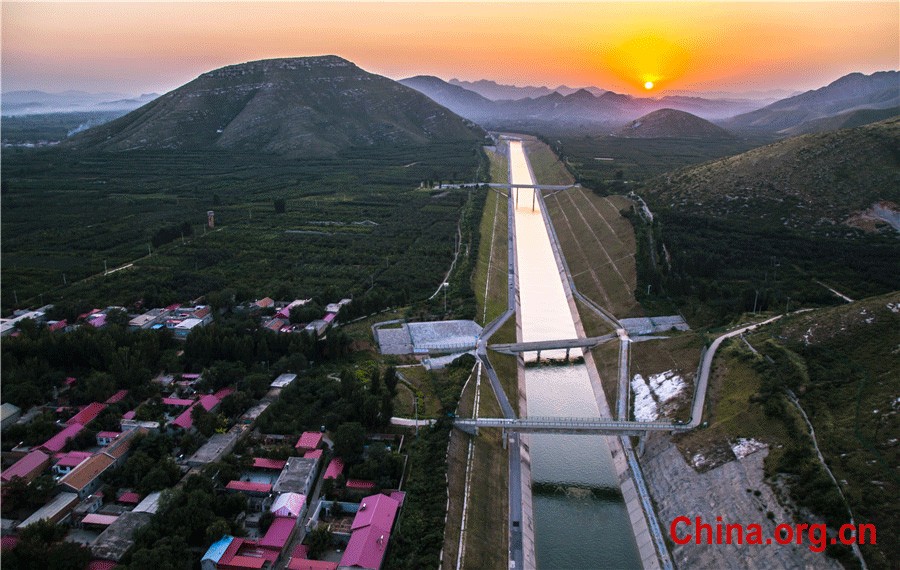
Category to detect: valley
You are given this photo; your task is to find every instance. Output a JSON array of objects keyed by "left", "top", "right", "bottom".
[{"left": 1, "top": 48, "right": 898, "bottom": 570}]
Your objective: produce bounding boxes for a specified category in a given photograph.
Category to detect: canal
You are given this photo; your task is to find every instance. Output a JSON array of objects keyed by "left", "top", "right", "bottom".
[{"left": 509, "top": 139, "right": 642, "bottom": 568}]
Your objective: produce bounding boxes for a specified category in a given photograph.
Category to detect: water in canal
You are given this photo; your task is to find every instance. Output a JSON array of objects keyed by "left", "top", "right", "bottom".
[{"left": 509, "top": 140, "right": 642, "bottom": 569}]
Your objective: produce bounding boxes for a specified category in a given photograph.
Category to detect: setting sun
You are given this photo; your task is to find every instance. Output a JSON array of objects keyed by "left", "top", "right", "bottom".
[{"left": 644, "top": 81, "right": 654, "bottom": 90}]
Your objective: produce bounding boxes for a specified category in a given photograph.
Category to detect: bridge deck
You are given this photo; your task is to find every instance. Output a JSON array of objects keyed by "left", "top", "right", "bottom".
[
  {"left": 455, "top": 416, "right": 689, "bottom": 435},
  {"left": 488, "top": 334, "right": 616, "bottom": 355}
]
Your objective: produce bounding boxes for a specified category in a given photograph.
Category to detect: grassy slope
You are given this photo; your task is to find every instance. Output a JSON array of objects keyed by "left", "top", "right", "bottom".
[
  {"left": 442, "top": 145, "right": 510, "bottom": 569},
  {"left": 677, "top": 293, "right": 899, "bottom": 569}
]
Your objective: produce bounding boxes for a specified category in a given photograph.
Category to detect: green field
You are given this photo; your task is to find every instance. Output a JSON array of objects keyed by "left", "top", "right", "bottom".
[{"left": 1, "top": 142, "right": 484, "bottom": 315}]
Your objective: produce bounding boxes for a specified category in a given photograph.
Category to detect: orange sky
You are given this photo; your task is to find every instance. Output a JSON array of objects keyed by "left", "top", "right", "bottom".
[{"left": 2, "top": 2, "right": 897, "bottom": 96}]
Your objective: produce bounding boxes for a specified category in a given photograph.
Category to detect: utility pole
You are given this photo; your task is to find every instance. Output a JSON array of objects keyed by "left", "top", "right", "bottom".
[
  {"left": 104, "top": 259, "right": 108, "bottom": 274},
  {"left": 63, "top": 273, "right": 67, "bottom": 286},
  {"left": 753, "top": 290, "right": 759, "bottom": 314}
]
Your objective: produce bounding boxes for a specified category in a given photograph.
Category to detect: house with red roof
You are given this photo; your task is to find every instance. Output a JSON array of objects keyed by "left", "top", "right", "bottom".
[
  {"left": 294, "top": 432, "right": 323, "bottom": 454},
  {"left": 303, "top": 449, "right": 323, "bottom": 461},
  {"left": 53, "top": 450, "right": 93, "bottom": 476},
  {"left": 322, "top": 458, "right": 344, "bottom": 480},
  {"left": 105, "top": 389, "right": 128, "bottom": 405},
  {"left": 252, "top": 458, "right": 286, "bottom": 471},
  {"left": 39, "top": 423, "right": 85, "bottom": 453},
  {"left": 66, "top": 402, "right": 107, "bottom": 426},
  {"left": 270, "top": 493, "right": 306, "bottom": 519},
  {"left": 117, "top": 491, "right": 141, "bottom": 505},
  {"left": 1, "top": 450, "right": 50, "bottom": 484},
  {"left": 201, "top": 536, "right": 279, "bottom": 570},
  {"left": 338, "top": 494, "right": 400, "bottom": 570},
  {"left": 170, "top": 394, "right": 220, "bottom": 431},
  {"left": 225, "top": 481, "right": 272, "bottom": 495},
  {"left": 258, "top": 517, "right": 296, "bottom": 551},
  {"left": 345, "top": 479, "right": 376, "bottom": 492},
  {"left": 96, "top": 432, "right": 121, "bottom": 446}
]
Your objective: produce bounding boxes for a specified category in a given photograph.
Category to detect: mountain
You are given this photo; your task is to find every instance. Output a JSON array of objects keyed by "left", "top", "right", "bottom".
[
  {"left": 447, "top": 78, "right": 604, "bottom": 100},
  {"left": 613, "top": 109, "right": 733, "bottom": 138},
  {"left": 642, "top": 117, "right": 900, "bottom": 230},
  {"left": 778, "top": 106, "right": 899, "bottom": 136},
  {"left": 448, "top": 79, "right": 557, "bottom": 100},
  {"left": 727, "top": 71, "right": 900, "bottom": 133},
  {"left": 403, "top": 76, "right": 760, "bottom": 129},
  {"left": 69, "top": 56, "right": 484, "bottom": 156},
  {"left": 1, "top": 90, "right": 158, "bottom": 116},
  {"left": 399, "top": 76, "right": 495, "bottom": 121}
]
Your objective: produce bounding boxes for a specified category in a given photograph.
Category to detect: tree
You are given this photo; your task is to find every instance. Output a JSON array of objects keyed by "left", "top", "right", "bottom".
[
  {"left": 307, "top": 526, "right": 334, "bottom": 559},
  {"left": 333, "top": 422, "right": 366, "bottom": 464},
  {"left": 274, "top": 198, "right": 286, "bottom": 214},
  {"left": 383, "top": 367, "right": 398, "bottom": 396}
]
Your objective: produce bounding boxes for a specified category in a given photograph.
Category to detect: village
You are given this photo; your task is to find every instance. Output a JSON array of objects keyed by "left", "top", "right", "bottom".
[{"left": 0, "top": 294, "right": 416, "bottom": 570}]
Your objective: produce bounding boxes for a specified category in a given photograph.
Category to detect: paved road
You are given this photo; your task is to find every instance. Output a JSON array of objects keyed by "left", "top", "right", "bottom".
[{"left": 687, "top": 315, "right": 782, "bottom": 428}]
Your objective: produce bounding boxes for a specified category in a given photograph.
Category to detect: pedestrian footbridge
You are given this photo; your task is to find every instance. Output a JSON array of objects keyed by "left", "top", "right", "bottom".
[
  {"left": 454, "top": 416, "right": 690, "bottom": 436},
  {"left": 488, "top": 334, "right": 616, "bottom": 358}
]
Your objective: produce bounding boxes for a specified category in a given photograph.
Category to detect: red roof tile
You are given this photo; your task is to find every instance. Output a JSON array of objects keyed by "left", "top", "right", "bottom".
[
  {"left": 252, "top": 457, "right": 286, "bottom": 470},
  {"left": 303, "top": 449, "right": 323, "bottom": 460},
  {"left": 53, "top": 450, "right": 93, "bottom": 468},
  {"left": 258, "top": 517, "right": 295, "bottom": 549},
  {"left": 117, "top": 492, "right": 141, "bottom": 504},
  {"left": 294, "top": 431, "right": 322, "bottom": 450},
  {"left": 162, "top": 397, "right": 194, "bottom": 407},
  {"left": 105, "top": 389, "right": 128, "bottom": 404},
  {"left": 346, "top": 479, "right": 376, "bottom": 490},
  {"left": 351, "top": 493, "right": 399, "bottom": 532},
  {"left": 288, "top": 559, "right": 338, "bottom": 570},
  {"left": 87, "top": 560, "right": 118, "bottom": 570},
  {"left": 66, "top": 402, "right": 107, "bottom": 426},
  {"left": 39, "top": 423, "right": 84, "bottom": 453},
  {"left": 1, "top": 450, "right": 50, "bottom": 482},
  {"left": 339, "top": 523, "right": 392, "bottom": 570},
  {"left": 225, "top": 481, "right": 272, "bottom": 494},
  {"left": 323, "top": 458, "right": 344, "bottom": 479}
]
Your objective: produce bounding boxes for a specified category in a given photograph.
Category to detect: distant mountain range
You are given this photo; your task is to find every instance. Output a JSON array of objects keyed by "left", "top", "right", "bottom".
[
  {"left": 613, "top": 109, "right": 732, "bottom": 139},
  {"left": 403, "top": 71, "right": 899, "bottom": 135},
  {"left": 726, "top": 71, "right": 899, "bottom": 133},
  {"left": 401, "top": 76, "right": 761, "bottom": 127},
  {"left": 1, "top": 90, "right": 159, "bottom": 116},
  {"left": 68, "top": 56, "right": 484, "bottom": 156},
  {"left": 447, "top": 78, "right": 605, "bottom": 100}
]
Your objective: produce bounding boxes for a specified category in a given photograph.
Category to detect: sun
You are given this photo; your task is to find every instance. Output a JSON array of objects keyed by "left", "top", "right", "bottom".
[{"left": 644, "top": 81, "right": 654, "bottom": 90}]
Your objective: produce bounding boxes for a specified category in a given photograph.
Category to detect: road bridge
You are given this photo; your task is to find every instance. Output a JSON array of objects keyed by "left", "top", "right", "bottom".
[
  {"left": 488, "top": 333, "right": 616, "bottom": 359},
  {"left": 454, "top": 416, "right": 689, "bottom": 436}
]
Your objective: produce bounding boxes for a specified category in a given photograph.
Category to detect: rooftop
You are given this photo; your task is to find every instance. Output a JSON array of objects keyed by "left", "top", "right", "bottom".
[
  {"left": 270, "top": 493, "right": 306, "bottom": 518},
  {"left": 252, "top": 457, "right": 286, "bottom": 470},
  {"left": 258, "top": 516, "right": 295, "bottom": 549},
  {"left": 187, "top": 430, "right": 240, "bottom": 466},
  {"left": 2, "top": 449, "right": 50, "bottom": 482},
  {"left": 270, "top": 373, "right": 298, "bottom": 388},
  {"left": 40, "top": 423, "right": 85, "bottom": 453},
  {"left": 17, "top": 492, "right": 79, "bottom": 529},
  {"left": 226, "top": 480, "right": 272, "bottom": 494},
  {"left": 339, "top": 522, "right": 392, "bottom": 570},
  {"left": 53, "top": 450, "right": 93, "bottom": 469},
  {"left": 90, "top": 510, "right": 153, "bottom": 562},
  {"left": 351, "top": 493, "right": 399, "bottom": 532},
  {"left": 104, "top": 390, "right": 129, "bottom": 404},
  {"left": 59, "top": 454, "right": 115, "bottom": 492},
  {"left": 273, "top": 457, "right": 318, "bottom": 494},
  {"left": 295, "top": 431, "right": 322, "bottom": 450},
  {"left": 66, "top": 402, "right": 107, "bottom": 426},
  {"left": 323, "top": 458, "right": 344, "bottom": 480}
]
